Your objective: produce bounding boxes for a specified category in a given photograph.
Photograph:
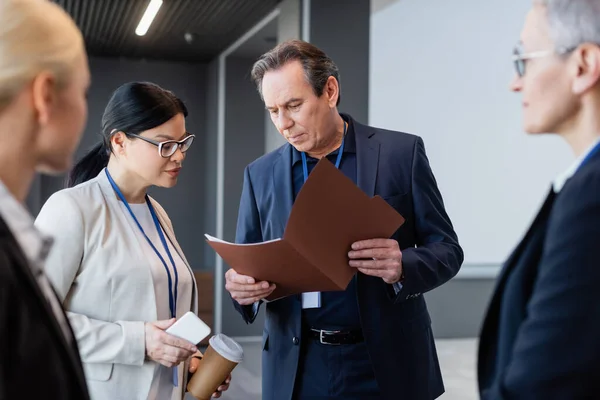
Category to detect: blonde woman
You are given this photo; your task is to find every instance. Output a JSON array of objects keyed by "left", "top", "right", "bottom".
[
  {"left": 35, "top": 81, "right": 230, "bottom": 400},
  {"left": 0, "top": 0, "right": 90, "bottom": 398}
]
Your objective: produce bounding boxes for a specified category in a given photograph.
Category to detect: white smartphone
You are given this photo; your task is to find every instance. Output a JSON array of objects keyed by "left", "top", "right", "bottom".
[{"left": 165, "top": 312, "right": 211, "bottom": 345}]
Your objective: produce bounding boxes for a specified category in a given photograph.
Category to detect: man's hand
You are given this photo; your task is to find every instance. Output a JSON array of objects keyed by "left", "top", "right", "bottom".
[
  {"left": 348, "top": 239, "right": 403, "bottom": 284},
  {"left": 225, "top": 268, "right": 276, "bottom": 305}
]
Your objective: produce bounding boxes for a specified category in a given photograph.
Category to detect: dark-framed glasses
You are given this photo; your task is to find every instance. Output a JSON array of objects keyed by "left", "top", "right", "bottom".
[
  {"left": 512, "top": 43, "right": 574, "bottom": 77},
  {"left": 126, "top": 132, "right": 195, "bottom": 158}
]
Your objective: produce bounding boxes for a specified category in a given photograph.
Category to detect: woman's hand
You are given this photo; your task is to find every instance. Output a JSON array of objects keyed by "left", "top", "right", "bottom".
[
  {"left": 211, "top": 374, "right": 231, "bottom": 398},
  {"left": 188, "top": 356, "right": 231, "bottom": 398},
  {"left": 188, "top": 355, "right": 201, "bottom": 374},
  {"left": 144, "top": 319, "right": 197, "bottom": 368}
]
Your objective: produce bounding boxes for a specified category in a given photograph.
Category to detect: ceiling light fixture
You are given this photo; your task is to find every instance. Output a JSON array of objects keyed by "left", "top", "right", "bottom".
[{"left": 135, "top": 0, "right": 163, "bottom": 36}]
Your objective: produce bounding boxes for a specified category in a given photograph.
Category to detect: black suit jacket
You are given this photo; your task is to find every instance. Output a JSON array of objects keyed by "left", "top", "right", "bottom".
[
  {"left": 233, "top": 115, "right": 464, "bottom": 400},
  {"left": 478, "top": 148, "right": 600, "bottom": 399},
  {"left": 0, "top": 216, "right": 89, "bottom": 400}
]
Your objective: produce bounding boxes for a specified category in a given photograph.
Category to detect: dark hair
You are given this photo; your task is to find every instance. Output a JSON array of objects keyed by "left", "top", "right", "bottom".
[
  {"left": 250, "top": 39, "right": 341, "bottom": 105},
  {"left": 67, "top": 82, "right": 188, "bottom": 188}
]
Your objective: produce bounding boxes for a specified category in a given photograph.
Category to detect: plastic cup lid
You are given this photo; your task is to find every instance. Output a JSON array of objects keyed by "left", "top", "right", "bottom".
[{"left": 209, "top": 334, "right": 244, "bottom": 363}]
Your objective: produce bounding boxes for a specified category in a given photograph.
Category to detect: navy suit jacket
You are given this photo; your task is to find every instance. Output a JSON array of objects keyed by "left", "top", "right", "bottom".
[
  {"left": 478, "top": 149, "right": 600, "bottom": 399},
  {"left": 234, "top": 115, "right": 463, "bottom": 400}
]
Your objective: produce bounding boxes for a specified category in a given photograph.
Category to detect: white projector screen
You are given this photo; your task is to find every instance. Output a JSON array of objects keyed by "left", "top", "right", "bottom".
[{"left": 369, "top": 0, "right": 573, "bottom": 264}]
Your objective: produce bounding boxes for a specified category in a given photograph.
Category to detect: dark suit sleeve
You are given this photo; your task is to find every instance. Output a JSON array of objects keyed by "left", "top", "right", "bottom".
[
  {"left": 231, "top": 165, "right": 263, "bottom": 324},
  {"left": 0, "top": 252, "right": 9, "bottom": 399},
  {"left": 394, "top": 137, "right": 463, "bottom": 302},
  {"left": 483, "top": 172, "right": 600, "bottom": 399}
]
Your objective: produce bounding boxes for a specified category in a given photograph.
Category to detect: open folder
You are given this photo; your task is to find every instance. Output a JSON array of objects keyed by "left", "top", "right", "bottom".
[{"left": 205, "top": 158, "right": 406, "bottom": 301}]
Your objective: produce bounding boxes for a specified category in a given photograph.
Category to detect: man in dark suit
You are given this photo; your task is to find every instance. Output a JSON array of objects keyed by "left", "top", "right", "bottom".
[
  {"left": 478, "top": 1, "right": 600, "bottom": 398},
  {"left": 224, "top": 40, "right": 463, "bottom": 400}
]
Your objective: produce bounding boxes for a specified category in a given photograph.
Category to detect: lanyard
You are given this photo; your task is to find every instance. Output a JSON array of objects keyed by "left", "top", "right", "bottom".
[
  {"left": 105, "top": 169, "right": 178, "bottom": 319},
  {"left": 301, "top": 121, "right": 347, "bottom": 182},
  {"left": 579, "top": 139, "right": 600, "bottom": 171}
]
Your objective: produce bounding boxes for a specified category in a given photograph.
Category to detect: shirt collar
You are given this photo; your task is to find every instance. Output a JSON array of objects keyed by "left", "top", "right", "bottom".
[
  {"left": 553, "top": 136, "right": 600, "bottom": 193},
  {"left": 0, "top": 179, "right": 51, "bottom": 267},
  {"left": 292, "top": 117, "right": 356, "bottom": 165}
]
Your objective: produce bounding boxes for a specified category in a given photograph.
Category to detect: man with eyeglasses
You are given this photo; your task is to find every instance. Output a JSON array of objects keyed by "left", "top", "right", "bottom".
[{"left": 478, "top": 1, "right": 600, "bottom": 398}]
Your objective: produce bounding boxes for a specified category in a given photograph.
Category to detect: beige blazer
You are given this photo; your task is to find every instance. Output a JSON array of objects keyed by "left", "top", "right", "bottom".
[{"left": 35, "top": 169, "right": 198, "bottom": 400}]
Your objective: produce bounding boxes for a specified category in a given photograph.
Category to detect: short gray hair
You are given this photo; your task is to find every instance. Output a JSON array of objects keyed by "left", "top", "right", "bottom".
[
  {"left": 536, "top": 0, "right": 600, "bottom": 51},
  {"left": 251, "top": 40, "right": 341, "bottom": 106}
]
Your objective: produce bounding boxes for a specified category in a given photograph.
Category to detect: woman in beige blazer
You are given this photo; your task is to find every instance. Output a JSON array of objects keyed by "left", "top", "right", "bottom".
[{"left": 35, "top": 82, "right": 229, "bottom": 400}]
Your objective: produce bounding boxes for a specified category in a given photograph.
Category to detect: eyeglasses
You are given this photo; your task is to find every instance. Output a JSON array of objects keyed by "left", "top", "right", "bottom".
[
  {"left": 125, "top": 132, "right": 195, "bottom": 158},
  {"left": 512, "top": 43, "right": 575, "bottom": 77}
]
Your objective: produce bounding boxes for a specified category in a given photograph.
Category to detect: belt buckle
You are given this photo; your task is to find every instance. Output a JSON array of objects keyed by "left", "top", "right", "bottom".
[{"left": 319, "top": 329, "right": 341, "bottom": 346}]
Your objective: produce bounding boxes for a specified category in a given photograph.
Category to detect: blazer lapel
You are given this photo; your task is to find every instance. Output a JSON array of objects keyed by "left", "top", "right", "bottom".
[
  {"left": 493, "top": 188, "right": 556, "bottom": 296},
  {"left": 96, "top": 169, "right": 159, "bottom": 271},
  {"left": 353, "top": 120, "right": 380, "bottom": 197},
  {"left": 97, "top": 170, "right": 185, "bottom": 317},
  {"left": 272, "top": 145, "right": 294, "bottom": 237},
  {"left": 478, "top": 188, "right": 556, "bottom": 385},
  {"left": 153, "top": 207, "right": 199, "bottom": 314},
  {"left": 96, "top": 168, "right": 119, "bottom": 200},
  {"left": 150, "top": 201, "right": 191, "bottom": 268},
  {"left": 0, "top": 222, "right": 88, "bottom": 392}
]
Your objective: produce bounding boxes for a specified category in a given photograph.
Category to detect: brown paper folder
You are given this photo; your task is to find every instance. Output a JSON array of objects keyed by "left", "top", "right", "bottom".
[{"left": 205, "top": 158, "right": 405, "bottom": 301}]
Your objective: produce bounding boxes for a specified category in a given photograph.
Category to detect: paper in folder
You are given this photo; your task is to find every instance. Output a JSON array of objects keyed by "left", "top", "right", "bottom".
[{"left": 205, "top": 158, "right": 405, "bottom": 301}]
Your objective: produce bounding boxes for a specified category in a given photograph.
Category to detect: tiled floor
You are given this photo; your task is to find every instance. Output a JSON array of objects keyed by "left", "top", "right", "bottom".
[{"left": 201, "top": 338, "right": 478, "bottom": 400}]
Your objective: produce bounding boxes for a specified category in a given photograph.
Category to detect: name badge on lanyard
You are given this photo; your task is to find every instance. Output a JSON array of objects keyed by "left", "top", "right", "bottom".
[
  {"left": 105, "top": 169, "right": 180, "bottom": 386},
  {"left": 300, "top": 121, "right": 347, "bottom": 310}
]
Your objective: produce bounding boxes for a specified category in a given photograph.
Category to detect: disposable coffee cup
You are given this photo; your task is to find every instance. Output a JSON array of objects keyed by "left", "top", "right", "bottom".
[{"left": 187, "top": 334, "right": 244, "bottom": 400}]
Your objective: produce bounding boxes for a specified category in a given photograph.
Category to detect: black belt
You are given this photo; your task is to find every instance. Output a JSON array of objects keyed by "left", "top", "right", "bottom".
[{"left": 307, "top": 328, "right": 364, "bottom": 345}]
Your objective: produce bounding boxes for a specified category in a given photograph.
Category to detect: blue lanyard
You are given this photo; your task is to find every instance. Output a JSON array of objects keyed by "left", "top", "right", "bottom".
[
  {"left": 579, "top": 139, "right": 600, "bottom": 171},
  {"left": 301, "top": 121, "right": 347, "bottom": 182},
  {"left": 105, "top": 169, "right": 178, "bottom": 319}
]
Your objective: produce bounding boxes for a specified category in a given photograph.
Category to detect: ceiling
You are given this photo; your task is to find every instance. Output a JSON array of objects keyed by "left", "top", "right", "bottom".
[
  {"left": 53, "top": 0, "right": 281, "bottom": 63},
  {"left": 231, "top": 17, "right": 277, "bottom": 58}
]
